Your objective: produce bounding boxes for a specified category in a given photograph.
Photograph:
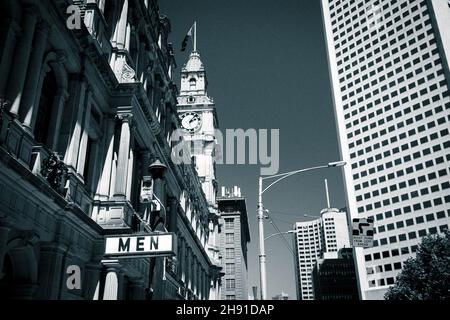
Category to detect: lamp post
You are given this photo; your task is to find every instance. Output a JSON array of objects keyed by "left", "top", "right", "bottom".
[
  {"left": 257, "top": 160, "right": 346, "bottom": 300},
  {"left": 147, "top": 158, "right": 167, "bottom": 300}
]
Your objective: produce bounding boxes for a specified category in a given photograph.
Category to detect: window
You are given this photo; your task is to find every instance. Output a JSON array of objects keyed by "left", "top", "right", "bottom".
[
  {"left": 225, "top": 219, "right": 234, "bottom": 230},
  {"left": 189, "top": 78, "right": 196, "bottom": 89},
  {"left": 226, "top": 233, "right": 234, "bottom": 244},
  {"left": 225, "top": 263, "right": 235, "bottom": 274},
  {"left": 225, "top": 248, "right": 235, "bottom": 259},
  {"left": 226, "top": 279, "right": 235, "bottom": 290},
  {"left": 226, "top": 295, "right": 236, "bottom": 300}
]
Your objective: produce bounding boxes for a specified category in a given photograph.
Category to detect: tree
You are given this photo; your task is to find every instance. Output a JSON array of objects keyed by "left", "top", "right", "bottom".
[{"left": 385, "top": 230, "right": 450, "bottom": 300}]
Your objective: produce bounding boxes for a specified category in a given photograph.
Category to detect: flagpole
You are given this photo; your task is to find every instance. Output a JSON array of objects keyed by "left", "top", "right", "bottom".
[{"left": 194, "top": 21, "right": 197, "bottom": 52}]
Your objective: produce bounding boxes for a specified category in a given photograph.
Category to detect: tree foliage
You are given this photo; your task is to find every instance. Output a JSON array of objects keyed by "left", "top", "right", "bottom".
[{"left": 385, "top": 230, "right": 450, "bottom": 300}]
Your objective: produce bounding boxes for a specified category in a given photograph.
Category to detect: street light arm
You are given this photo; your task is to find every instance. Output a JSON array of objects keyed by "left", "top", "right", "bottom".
[
  {"left": 262, "top": 165, "right": 329, "bottom": 194},
  {"left": 264, "top": 230, "right": 295, "bottom": 241}
]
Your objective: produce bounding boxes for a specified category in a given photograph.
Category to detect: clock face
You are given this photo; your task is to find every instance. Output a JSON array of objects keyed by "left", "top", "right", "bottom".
[{"left": 180, "top": 112, "right": 202, "bottom": 133}]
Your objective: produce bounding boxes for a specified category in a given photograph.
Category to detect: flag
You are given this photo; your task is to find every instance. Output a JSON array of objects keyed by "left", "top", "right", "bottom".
[{"left": 181, "top": 24, "right": 194, "bottom": 52}]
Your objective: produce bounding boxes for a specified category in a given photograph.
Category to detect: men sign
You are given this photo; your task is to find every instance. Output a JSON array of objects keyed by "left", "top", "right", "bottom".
[
  {"left": 352, "top": 218, "right": 374, "bottom": 248},
  {"left": 105, "top": 233, "right": 176, "bottom": 258}
]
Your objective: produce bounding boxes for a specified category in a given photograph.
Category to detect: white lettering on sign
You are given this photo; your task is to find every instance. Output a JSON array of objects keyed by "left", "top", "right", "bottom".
[{"left": 105, "top": 234, "right": 175, "bottom": 257}]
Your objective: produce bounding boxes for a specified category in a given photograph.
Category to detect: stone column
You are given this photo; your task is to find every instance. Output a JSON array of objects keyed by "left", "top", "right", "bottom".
[
  {"left": 185, "top": 247, "right": 191, "bottom": 292},
  {"left": 209, "top": 277, "right": 215, "bottom": 301},
  {"left": 77, "top": 88, "right": 92, "bottom": 176},
  {"left": 192, "top": 259, "right": 197, "bottom": 297},
  {"left": 35, "top": 243, "right": 68, "bottom": 299},
  {"left": 0, "top": 19, "right": 21, "bottom": 98},
  {"left": 125, "top": 147, "right": 134, "bottom": 201},
  {"left": 20, "top": 21, "right": 50, "bottom": 129},
  {"left": 113, "top": 113, "right": 132, "bottom": 198},
  {"left": 62, "top": 77, "right": 87, "bottom": 168},
  {"left": 125, "top": 23, "right": 131, "bottom": 51},
  {"left": 47, "top": 88, "right": 68, "bottom": 150},
  {"left": 96, "top": 117, "right": 115, "bottom": 200},
  {"left": 102, "top": 262, "right": 121, "bottom": 300},
  {"left": 115, "top": 0, "right": 129, "bottom": 49},
  {"left": 98, "top": 0, "right": 106, "bottom": 12},
  {"left": 198, "top": 264, "right": 202, "bottom": 299},
  {"left": 83, "top": 263, "right": 102, "bottom": 300},
  {"left": 6, "top": 8, "right": 38, "bottom": 116}
]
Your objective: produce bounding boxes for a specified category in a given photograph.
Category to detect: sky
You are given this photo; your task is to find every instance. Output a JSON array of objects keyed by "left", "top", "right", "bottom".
[{"left": 159, "top": 0, "right": 347, "bottom": 299}]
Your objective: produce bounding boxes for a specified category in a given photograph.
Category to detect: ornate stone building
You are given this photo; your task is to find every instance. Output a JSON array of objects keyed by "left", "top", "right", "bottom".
[{"left": 0, "top": 0, "right": 221, "bottom": 300}]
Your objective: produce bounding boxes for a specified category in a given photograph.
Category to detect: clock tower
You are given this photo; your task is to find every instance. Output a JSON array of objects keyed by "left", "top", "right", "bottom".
[
  {"left": 177, "top": 49, "right": 221, "bottom": 292},
  {"left": 177, "top": 50, "right": 219, "bottom": 207}
]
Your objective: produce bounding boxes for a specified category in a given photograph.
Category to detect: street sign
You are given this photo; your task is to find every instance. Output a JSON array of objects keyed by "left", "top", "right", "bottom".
[
  {"left": 104, "top": 233, "right": 177, "bottom": 258},
  {"left": 352, "top": 218, "right": 374, "bottom": 248}
]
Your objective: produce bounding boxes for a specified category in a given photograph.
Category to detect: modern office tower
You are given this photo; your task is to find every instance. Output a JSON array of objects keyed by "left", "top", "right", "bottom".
[
  {"left": 293, "top": 207, "right": 350, "bottom": 300},
  {"left": 217, "top": 187, "right": 251, "bottom": 300},
  {"left": 321, "top": 207, "right": 352, "bottom": 258},
  {"left": 312, "top": 248, "right": 359, "bottom": 300},
  {"left": 293, "top": 218, "right": 323, "bottom": 300},
  {"left": 321, "top": 0, "right": 450, "bottom": 299}
]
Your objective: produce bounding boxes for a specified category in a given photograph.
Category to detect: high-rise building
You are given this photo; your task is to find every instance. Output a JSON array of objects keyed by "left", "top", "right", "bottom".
[
  {"left": 217, "top": 186, "right": 250, "bottom": 300},
  {"left": 312, "top": 248, "right": 359, "bottom": 300},
  {"left": 321, "top": 0, "right": 450, "bottom": 299},
  {"left": 322, "top": 207, "right": 352, "bottom": 258},
  {"left": 293, "top": 207, "right": 350, "bottom": 300},
  {"left": 293, "top": 218, "right": 323, "bottom": 300}
]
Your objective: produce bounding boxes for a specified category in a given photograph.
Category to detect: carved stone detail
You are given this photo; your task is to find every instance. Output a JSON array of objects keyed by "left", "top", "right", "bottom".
[{"left": 121, "top": 59, "right": 136, "bottom": 83}]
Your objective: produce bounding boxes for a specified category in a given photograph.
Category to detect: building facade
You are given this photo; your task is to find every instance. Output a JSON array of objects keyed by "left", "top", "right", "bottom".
[
  {"left": 321, "top": 0, "right": 450, "bottom": 299},
  {"left": 293, "top": 207, "right": 350, "bottom": 300},
  {"left": 312, "top": 248, "right": 359, "bottom": 300},
  {"left": 217, "top": 186, "right": 250, "bottom": 300},
  {"left": 0, "top": 0, "right": 221, "bottom": 300}
]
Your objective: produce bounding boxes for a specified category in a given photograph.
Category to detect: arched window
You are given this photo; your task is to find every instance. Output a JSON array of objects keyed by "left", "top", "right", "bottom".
[{"left": 189, "top": 78, "right": 196, "bottom": 90}]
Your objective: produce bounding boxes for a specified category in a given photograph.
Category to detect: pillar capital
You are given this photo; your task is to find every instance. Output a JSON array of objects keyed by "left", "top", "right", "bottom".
[
  {"left": 115, "top": 113, "right": 133, "bottom": 123},
  {"left": 101, "top": 259, "right": 121, "bottom": 272}
]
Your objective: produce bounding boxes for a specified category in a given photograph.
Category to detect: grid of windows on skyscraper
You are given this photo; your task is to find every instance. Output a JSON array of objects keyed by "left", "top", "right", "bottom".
[{"left": 323, "top": 0, "right": 450, "bottom": 294}]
